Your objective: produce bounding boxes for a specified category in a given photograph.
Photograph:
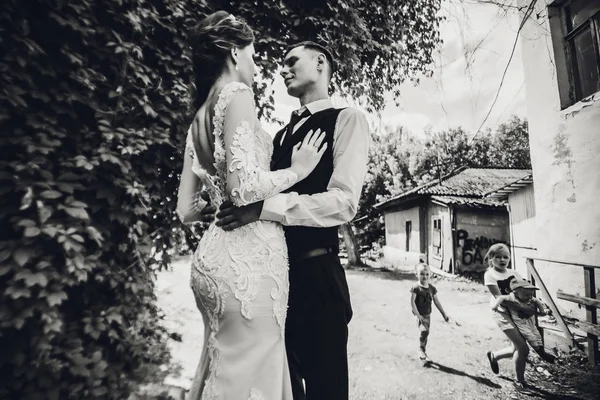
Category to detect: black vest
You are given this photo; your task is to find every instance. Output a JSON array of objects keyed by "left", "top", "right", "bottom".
[{"left": 271, "top": 108, "right": 344, "bottom": 259}]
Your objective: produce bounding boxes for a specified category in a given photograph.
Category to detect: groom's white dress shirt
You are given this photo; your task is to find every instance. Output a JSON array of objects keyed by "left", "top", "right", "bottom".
[{"left": 260, "top": 98, "right": 369, "bottom": 227}]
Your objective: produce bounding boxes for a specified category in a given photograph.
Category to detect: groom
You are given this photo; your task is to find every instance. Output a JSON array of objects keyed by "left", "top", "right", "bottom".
[{"left": 208, "top": 41, "right": 369, "bottom": 400}]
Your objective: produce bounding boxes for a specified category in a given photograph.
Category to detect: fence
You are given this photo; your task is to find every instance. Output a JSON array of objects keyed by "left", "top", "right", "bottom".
[{"left": 526, "top": 257, "right": 599, "bottom": 365}]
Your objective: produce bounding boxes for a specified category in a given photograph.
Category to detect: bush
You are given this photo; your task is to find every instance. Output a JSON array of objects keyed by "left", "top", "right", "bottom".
[
  {"left": 0, "top": 1, "right": 209, "bottom": 398},
  {"left": 0, "top": 1, "right": 446, "bottom": 397}
]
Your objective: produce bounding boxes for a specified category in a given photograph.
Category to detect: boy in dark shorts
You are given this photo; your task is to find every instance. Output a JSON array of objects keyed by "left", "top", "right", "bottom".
[{"left": 410, "top": 263, "right": 451, "bottom": 364}]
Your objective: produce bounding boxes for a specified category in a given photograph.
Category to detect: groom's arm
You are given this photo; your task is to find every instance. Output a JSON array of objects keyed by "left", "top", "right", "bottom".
[{"left": 259, "top": 107, "right": 369, "bottom": 227}]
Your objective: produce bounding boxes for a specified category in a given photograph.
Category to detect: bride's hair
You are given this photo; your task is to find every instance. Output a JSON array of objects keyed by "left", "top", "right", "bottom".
[{"left": 188, "top": 11, "right": 254, "bottom": 110}]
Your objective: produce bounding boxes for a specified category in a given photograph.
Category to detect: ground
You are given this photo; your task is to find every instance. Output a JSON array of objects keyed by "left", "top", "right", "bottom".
[{"left": 151, "top": 256, "right": 600, "bottom": 400}]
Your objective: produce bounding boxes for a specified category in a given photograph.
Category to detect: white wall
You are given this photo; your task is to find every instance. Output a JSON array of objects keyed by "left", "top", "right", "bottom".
[
  {"left": 517, "top": 0, "right": 600, "bottom": 319},
  {"left": 508, "top": 185, "right": 537, "bottom": 277},
  {"left": 383, "top": 206, "right": 424, "bottom": 269},
  {"left": 384, "top": 206, "right": 421, "bottom": 252}
]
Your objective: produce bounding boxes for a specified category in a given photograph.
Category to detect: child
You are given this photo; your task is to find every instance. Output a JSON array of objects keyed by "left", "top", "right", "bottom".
[
  {"left": 484, "top": 243, "right": 536, "bottom": 393},
  {"left": 410, "top": 263, "right": 450, "bottom": 364},
  {"left": 492, "top": 278, "right": 556, "bottom": 363}
]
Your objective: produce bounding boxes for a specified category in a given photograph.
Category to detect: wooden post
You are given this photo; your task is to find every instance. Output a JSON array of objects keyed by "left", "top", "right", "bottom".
[
  {"left": 529, "top": 272, "right": 542, "bottom": 345},
  {"left": 584, "top": 266, "right": 598, "bottom": 365},
  {"left": 526, "top": 259, "right": 574, "bottom": 343}
]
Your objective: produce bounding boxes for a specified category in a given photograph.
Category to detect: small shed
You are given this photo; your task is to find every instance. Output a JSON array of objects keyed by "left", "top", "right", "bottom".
[{"left": 374, "top": 167, "right": 532, "bottom": 273}]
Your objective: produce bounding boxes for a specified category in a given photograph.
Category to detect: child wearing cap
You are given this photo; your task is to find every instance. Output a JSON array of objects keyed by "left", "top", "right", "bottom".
[{"left": 492, "top": 277, "right": 556, "bottom": 363}]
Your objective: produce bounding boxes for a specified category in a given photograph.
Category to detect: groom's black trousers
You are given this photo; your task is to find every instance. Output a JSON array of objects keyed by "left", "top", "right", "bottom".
[{"left": 285, "top": 253, "right": 353, "bottom": 400}]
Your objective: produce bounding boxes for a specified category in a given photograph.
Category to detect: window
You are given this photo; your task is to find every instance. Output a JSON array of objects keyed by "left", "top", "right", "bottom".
[
  {"left": 405, "top": 221, "right": 412, "bottom": 251},
  {"left": 552, "top": 0, "right": 600, "bottom": 106},
  {"left": 432, "top": 217, "right": 442, "bottom": 257}
]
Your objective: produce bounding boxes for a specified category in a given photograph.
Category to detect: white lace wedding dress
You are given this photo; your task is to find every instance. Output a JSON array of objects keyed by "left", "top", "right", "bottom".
[{"left": 179, "top": 81, "right": 296, "bottom": 400}]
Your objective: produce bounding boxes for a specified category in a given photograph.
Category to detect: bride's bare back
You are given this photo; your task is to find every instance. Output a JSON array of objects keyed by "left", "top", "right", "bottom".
[{"left": 188, "top": 90, "right": 219, "bottom": 176}]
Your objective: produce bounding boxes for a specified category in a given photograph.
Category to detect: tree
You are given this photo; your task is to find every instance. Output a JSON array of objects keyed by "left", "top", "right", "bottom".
[
  {"left": 355, "top": 125, "right": 417, "bottom": 248},
  {"left": 1, "top": 0, "right": 445, "bottom": 397},
  {"left": 488, "top": 115, "right": 531, "bottom": 168},
  {"left": 409, "top": 127, "right": 493, "bottom": 182}
]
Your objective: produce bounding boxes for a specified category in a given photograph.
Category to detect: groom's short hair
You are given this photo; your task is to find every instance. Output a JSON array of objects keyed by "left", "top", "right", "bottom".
[{"left": 286, "top": 41, "right": 336, "bottom": 79}]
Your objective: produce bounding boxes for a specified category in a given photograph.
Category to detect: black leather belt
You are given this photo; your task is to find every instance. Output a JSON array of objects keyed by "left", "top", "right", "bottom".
[{"left": 292, "top": 247, "right": 337, "bottom": 262}]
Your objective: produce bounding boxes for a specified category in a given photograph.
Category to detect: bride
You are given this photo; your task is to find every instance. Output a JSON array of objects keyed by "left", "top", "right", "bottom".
[{"left": 176, "top": 11, "right": 326, "bottom": 400}]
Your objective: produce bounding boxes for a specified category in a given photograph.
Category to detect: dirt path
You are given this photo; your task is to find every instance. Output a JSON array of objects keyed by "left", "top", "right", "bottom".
[
  {"left": 345, "top": 268, "right": 514, "bottom": 400},
  {"left": 156, "top": 257, "right": 597, "bottom": 400}
]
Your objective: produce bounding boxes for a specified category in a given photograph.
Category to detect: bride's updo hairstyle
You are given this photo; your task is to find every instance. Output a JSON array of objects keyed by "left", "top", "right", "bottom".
[{"left": 188, "top": 11, "right": 254, "bottom": 110}]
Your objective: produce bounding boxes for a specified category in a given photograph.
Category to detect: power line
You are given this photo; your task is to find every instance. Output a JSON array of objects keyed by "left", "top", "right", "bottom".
[
  {"left": 494, "top": 79, "right": 525, "bottom": 126},
  {"left": 468, "top": 0, "right": 537, "bottom": 146}
]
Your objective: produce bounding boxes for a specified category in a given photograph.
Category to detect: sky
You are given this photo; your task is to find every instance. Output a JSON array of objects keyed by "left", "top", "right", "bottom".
[{"left": 263, "top": 0, "right": 528, "bottom": 137}]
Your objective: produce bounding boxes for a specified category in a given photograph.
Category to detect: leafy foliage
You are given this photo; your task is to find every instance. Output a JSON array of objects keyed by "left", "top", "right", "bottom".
[
  {"left": 0, "top": 0, "right": 212, "bottom": 398},
  {"left": 0, "top": 0, "right": 445, "bottom": 397},
  {"left": 213, "top": 0, "right": 445, "bottom": 116},
  {"left": 487, "top": 115, "right": 531, "bottom": 169}
]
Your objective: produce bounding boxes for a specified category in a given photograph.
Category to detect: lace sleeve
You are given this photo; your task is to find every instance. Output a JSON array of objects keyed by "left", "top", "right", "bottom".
[
  {"left": 222, "top": 89, "right": 298, "bottom": 206},
  {"left": 176, "top": 129, "right": 207, "bottom": 223}
]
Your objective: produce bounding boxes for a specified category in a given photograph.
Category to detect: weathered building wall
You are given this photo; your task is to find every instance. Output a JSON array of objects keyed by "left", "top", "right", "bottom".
[
  {"left": 383, "top": 206, "right": 424, "bottom": 268},
  {"left": 455, "top": 210, "right": 510, "bottom": 273},
  {"left": 508, "top": 184, "right": 537, "bottom": 277},
  {"left": 384, "top": 206, "right": 421, "bottom": 252},
  {"left": 517, "top": 0, "right": 600, "bottom": 318}
]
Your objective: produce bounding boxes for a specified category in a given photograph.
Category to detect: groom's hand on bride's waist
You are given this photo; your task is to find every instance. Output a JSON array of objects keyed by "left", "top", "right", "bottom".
[
  {"left": 199, "top": 191, "right": 216, "bottom": 226},
  {"left": 216, "top": 200, "right": 263, "bottom": 231}
]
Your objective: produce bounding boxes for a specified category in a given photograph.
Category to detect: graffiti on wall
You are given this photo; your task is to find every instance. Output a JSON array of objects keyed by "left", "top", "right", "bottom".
[{"left": 456, "top": 229, "right": 503, "bottom": 266}]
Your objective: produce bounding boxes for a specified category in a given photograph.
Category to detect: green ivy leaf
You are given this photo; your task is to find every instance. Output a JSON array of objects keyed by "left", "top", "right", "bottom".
[
  {"left": 43, "top": 319, "right": 63, "bottom": 334},
  {"left": 38, "top": 205, "right": 52, "bottom": 224},
  {"left": 91, "top": 387, "right": 108, "bottom": 396},
  {"left": 15, "top": 270, "right": 48, "bottom": 287},
  {"left": 86, "top": 226, "right": 104, "bottom": 246},
  {"left": 13, "top": 249, "right": 30, "bottom": 267},
  {"left": 24, "top": 227, "right": 41, "bottom": 237},
  {"left": 106, "top": 313, "right": 123, "bottom": 325},
  {"left": 0, "top": 250, "right": 11, "bottom": 263},
  {"left": 71, "top": 234, "right": 85, "bottom": 243},
  {"left": 42, "top": 226, "right": 58, "bottom": 237},
  {"left": 5, "top": 286, "right": 31, "bottom": 299},
  {"left": 17, "top": 219, "right": 35, "bottom": 228},
  {"left": 0, "top": 264, "right": 11, "bottom": 276},
  {"left": 46, "top": 291, "right": 67, "bottom": 307},
  {"left": 142, "top": 103, "right": 158, "bottom": 118},
  {"left": 40, "top": 190, "right": 62, "bottom": 199},
  {"left": 69, "top": 364, "right": 91, "bottom": 378},
  {"left": 64, "top": 207, "right": 90, "bottom": 221}
]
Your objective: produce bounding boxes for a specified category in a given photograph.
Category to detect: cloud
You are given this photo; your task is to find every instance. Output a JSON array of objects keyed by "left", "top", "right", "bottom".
[
  {"left": 382, "top": 112, "right": 433, "bottom": 137},
  {"left": 379, "top": 0, "right": 527, "bottom": 132}
]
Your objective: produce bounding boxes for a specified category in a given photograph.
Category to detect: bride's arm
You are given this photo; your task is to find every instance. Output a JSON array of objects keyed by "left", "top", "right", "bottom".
[
  {"left": 176, "top": 130, "right": 207, "bottom": 224},
  {"left": 223, "top": 89, "right": 299, "bottom": 207}
]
